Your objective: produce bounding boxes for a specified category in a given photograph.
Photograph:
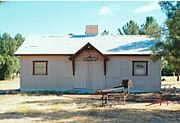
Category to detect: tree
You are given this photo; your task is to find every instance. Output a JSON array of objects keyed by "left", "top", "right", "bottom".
[
  {"left": 118, "top": 28, "right": 124, "bottom": 35},
  {"left": 0, "top": 1, "right": 4, "bottom": 4},
  {"left": 162, "top": 61, "right": 175, "bottom": 76},
  {"left": 140, "top": 16, "right": 161, "bottom": 37},
  {"left": 119, "top": 17, "right": 160, "bottom": 36},
  {"left": 122, "top": 20, "right": 139, "bottom": 35},
  {"left": 0, "top": 0, "right": 5, "bottom": 6},
  {"left": 101, "top": 30, "right": 109, "bottom": 35},
  {"left": 0, "top": 33, "right": 24, "bottom": 80},
  {"left": 151, "top": 1, "right": 180, "bottom": 81}
]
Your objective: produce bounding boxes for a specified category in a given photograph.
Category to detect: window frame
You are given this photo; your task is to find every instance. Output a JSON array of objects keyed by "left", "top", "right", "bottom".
[
  {"left": 132, "top": 61, "right": 148, "bottom": 76},
  {"left": 33, "top": 61, "right": 48, "bottom": 75}
]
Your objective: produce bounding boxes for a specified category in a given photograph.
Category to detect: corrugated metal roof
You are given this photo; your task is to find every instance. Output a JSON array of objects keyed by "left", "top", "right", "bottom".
[{"left": 15, "top": 35, "right": 155, "bottom": 55}]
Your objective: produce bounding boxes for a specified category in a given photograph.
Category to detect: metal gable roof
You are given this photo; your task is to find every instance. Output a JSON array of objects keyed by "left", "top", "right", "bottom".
[{"left": 15, "top": 35, "right": 155, "bottom": 55}]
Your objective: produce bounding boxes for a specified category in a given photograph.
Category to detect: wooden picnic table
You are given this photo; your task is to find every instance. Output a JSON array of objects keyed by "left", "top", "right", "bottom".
[{"left": 95, "top": 86, "right": 126, "bottom": 106}]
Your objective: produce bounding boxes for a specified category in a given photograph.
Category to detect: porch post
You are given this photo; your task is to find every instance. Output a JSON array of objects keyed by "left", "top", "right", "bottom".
[
  {"left": 104, "top": 59, "right": 107, "bottom": 76},
  {"left": 72, "top": 59, "right": 75, "bottom": 76}
]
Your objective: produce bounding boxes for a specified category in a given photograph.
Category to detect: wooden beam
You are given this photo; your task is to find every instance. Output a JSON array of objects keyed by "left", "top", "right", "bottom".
[
  {"left": 104, "top": 59, "right": 107, "bottom": 76},
  {"left": 96, "top": 86, "right": 124, "bottom": 93},
  {"left": 69, "top": 42, "right": 109, "bottom": 61},
  {"left": 72, "top": 59, "right": 75, "bottom": 76}
]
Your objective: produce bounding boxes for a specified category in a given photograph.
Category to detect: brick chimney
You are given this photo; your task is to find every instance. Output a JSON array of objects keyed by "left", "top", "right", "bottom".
[{"left": 85, "top": 25, "right": 98, "bottom": 35}]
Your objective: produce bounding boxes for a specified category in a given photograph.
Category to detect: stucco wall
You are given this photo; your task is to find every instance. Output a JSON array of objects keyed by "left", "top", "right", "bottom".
[
  {"left": 20, "top": 55, "right": 161, "bottom": 92},
  {"left": 20, "top": 56, "right": 73, "bottom": 91},
  {"left": 106, "top": 56, "right": 161, "bottom": 91}
]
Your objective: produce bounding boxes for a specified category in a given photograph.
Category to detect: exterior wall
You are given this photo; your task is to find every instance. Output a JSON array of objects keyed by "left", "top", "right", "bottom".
[
  {"left": 20, "top": 55, "right": 161, "bottom": 92},
  {"left": 20, "top": 56, "right": 73, "bottom": 91},
  {"left": 106, "top": 56, "right": 161, "bottom": 92}
]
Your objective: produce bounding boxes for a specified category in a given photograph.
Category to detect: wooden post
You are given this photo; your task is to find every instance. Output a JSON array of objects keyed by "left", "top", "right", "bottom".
[
  {"left": 104, "top": 59, "right": 107, "bottom": 76},
  {"left": 72, "top": 59, "right": 75, "bottom": 76}
]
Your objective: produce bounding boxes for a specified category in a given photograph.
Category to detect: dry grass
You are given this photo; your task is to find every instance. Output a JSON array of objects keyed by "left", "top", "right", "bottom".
[
  {"left": 0, "top": 77, "right": 180, "bottom": 122},
  {"left": 162, "top": 76, "right": 180, "bottom": 88},
  {"left": 162, "top": 76, "right": 178, "bottom": 83},
  {"left": 7, "top": 106, "right": 43, "bottom": 114},
  {"left": 0, "top": 94, "right": 179, "bottom": 123},
  {"left": 0, "top": 77, "right": 20, "bottom": 90}
]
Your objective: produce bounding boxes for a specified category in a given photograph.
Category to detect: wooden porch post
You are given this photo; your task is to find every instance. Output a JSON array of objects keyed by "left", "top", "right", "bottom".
[
  {"left": 104, "top": 59, "right": 107, "bottom": 76},
  {"left": 72, "top": 59, "right": 75, "bottom": 76}
]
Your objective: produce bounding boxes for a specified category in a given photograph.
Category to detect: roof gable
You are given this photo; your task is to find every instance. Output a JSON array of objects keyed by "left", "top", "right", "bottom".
[{"left": 69, "top": 42, "right": 109, "bottom": 60}]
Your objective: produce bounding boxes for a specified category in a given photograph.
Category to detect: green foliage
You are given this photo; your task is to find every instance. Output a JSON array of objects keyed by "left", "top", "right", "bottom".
[
  {"left": 151, "top": 1, "right": 180, "bottom": 81},
  {"left": 159, "top": 1, "right": 180, "bottom": 19},
  {"left": 162, "top": 61, "right": 175, "bottom": 76},
  {"left": 0, "top": 55, "right": 3, "bottom": 65},
  {"left": 0, "top": 33, "right": 24, "bottom": 80},
  {"left": 101, "top": 30, "right": 109, "bottom": 35},
  {"left": 122, "top": 20, "right": 140, "bottom": 35},
  {"left": 120, "top": 17, "right": 160, "bottom": 36},
  {"left": 140, "top": 16, "right": 161, "bottom": 37},
  {"left": 0, "top": 1, "right": 4, "bottom": 4},
  {"left": 118, "top": 28, "right": 124, "bottom": 35}
]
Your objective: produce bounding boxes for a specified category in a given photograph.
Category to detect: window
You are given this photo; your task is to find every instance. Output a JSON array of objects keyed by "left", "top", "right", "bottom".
[
  {"left": 132, "top": 61, "right": 148, "bottom": 75},
  {"left": 33, "top": 61, "right": 48, "bottom": 75}
]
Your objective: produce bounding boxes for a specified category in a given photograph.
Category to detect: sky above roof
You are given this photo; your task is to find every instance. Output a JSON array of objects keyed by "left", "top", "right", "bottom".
[{"left": 0, "top": 1, "right": 167, "bottom": 37}]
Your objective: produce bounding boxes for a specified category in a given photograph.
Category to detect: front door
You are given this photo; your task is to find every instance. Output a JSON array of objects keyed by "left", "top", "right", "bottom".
[
  {"left": 91, "top": 61, "right": 104, "bottom": 89},
  {"left": 74, "top": 61, "right": 104, "bottom": 90},
  {"left": 74, "top": 61, "right": 87, "bottom": 89}
]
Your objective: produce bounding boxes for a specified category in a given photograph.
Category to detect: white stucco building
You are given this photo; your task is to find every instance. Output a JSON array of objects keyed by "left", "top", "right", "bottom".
[{"left": 15, "top": 35, "right": 161, "bottom": 93}]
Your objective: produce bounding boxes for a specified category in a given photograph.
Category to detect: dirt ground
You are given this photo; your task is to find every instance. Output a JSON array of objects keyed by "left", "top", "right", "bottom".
[
  {"left": 0, "top": 94, "right": 179, "bottom": 123},
  {"left": 0, "top": 77, "right": 20, "bottom": 90},
  {"left": 0, "top": 77, "right": 179, "bottom": 123},
  {"left": 161, "top": 76, "right": 180, "bottom": 89}
]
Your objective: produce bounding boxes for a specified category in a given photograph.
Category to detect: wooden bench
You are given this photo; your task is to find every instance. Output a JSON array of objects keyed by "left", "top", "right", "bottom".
[{"left": 96, "top": 79, "right": 132, "bottom": 106}]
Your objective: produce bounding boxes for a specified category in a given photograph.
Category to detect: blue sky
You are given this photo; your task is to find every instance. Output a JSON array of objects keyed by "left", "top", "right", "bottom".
[{"left": 0, "top": 1, "right": 167, "bottom": 37}]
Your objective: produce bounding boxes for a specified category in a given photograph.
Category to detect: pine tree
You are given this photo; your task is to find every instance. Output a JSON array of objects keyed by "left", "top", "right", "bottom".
[
  {"left": 151, "top": 1, "right": 180, "bottom": 81},
  {"left": 122, "top": 20, "right": 139, "bottom": 35}
]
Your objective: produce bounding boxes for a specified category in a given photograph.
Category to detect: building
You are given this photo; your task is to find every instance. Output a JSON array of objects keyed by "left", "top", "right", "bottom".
[
  {"left": 15, "top": 26, "right": 161, "bottom": 93},
  {"left": 15, "top": 34, "right": 161, "bottom": 93}
]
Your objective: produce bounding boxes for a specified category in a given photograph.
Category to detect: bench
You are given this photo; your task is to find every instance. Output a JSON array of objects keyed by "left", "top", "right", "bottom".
[{"left": 96, "top": 79, "right": 132, "bottom": 106}]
